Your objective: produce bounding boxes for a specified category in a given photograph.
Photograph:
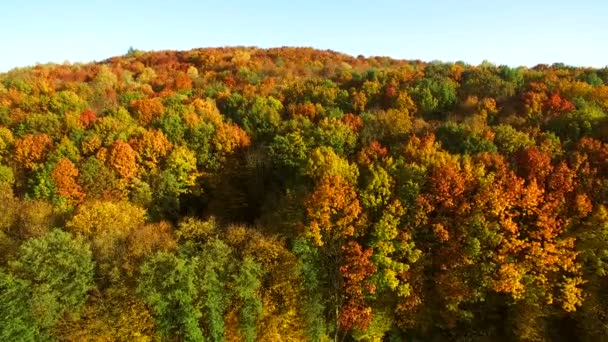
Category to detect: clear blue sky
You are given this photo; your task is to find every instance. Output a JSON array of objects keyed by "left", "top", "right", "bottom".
[{"left": 1, "top": 0, "right": 606, "bottom": 71}]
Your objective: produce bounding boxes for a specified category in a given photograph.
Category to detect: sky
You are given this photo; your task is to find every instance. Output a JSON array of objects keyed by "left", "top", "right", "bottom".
[{"left": 0, "top": 0, "right": 606, "bottom": 71}]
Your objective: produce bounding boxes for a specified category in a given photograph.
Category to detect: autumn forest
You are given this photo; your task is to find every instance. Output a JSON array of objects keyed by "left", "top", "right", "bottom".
[{"left": 1, "top": 47, "right": 608, "bottom": 341}]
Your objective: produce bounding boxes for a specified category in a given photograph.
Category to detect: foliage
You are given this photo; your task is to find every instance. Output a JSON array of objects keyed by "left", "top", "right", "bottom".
[
  {"left": 9, "top": 230, "right": 95, "bottom": 331},
  {"left": 1, "top": 47, "right": 608, "bottom": 341},
  {"left": 137, "top": 251, "right": 203, "bottom": 341}
]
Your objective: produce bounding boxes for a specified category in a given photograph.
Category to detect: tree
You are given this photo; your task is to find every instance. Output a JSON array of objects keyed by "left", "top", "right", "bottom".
[
  {"left": 66, "top": 201, "right": 146, "bottom": 280},
  {"left": 51, "top": 158, "right": 84, "bottom": 204},
  {"left": 130, "top": 97, "right": 165, "bottom": 126},
  {"left": 0, "top": 126, "right": 14, "bottom": 162},
  {"left": 165, "top": 145, "right": 199, "bottom": 189},
  {"left": 306, "top": 175, "right": 363, "bottom": 247},
  {"left": 233, "top": 257, "right": 264, "bottom": 342},
  {"left": 0, "top": 270, "right": 41, "bottom": 341},
  {"left": 293, "top": 238, "right": 329, "bottom": 341},
  {"left": 14, "top": 133, "right": 53, "bottom": 170},
  {"left": 196, "top": 239, "right": 234, "bottom": 342},
  {"left": 306, "top": 147, "right": 359, "bottom": 185},
  {"left": 339, "top": 241, "right": 376, "bottom": 331},
  {"left": 493, "top": 124, "right": 535, "bottom": 154},
  {"left": 130, "top": 129, "right": 173, "bottom": 169},
  {"left": 109, "top": 140, "right": 138, "bottom": 179},
  {"left": 268, "top": 131, "right": 309, "bottom": 176},
  {"left": 10, "top": 229, "right": 95, "bottom": 330},
  {"left": 137, "top": 252, "right": 204, "bottom": 341}
]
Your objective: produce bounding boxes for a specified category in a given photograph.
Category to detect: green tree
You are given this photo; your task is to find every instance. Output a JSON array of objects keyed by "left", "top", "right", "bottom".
[
  {"left": 10, "top": 229, "right": 95, "bottom": 330},
  {"left": 137, "top": 251, "right": 204, "bottom": 341},
  {"left": 196, "top": 239, "right": 234, "bottom": 342},
  {"left": 293, "top": 238, "right": 328, "bottom": 341},
  {"left": 493, "top": 124, "right": 535, "bottom": 154},
  {"left": 233, "top": 257, "right": 264, "bottom": 342},
  {"left": 0, "top": 269, "right": 41, "bottom": 341}
]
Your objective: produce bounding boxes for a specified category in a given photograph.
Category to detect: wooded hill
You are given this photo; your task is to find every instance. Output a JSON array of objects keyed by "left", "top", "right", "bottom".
[{"left": 1, "top": 47, "right": 608, "bottom": 341}]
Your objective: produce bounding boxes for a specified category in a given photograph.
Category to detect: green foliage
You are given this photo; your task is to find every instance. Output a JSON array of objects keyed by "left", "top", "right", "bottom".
[
  {"left": 185, "top": 122, "right": 218, "bottom": 170},
  {"left": 0, "top": 164, "right": 14, "bottom": 187},
  {"left": 577, "top": 206, "right": 608, "bottom": 277},
  {"left": 293, "top": 238, "right": 328, "bottom": 341},
  {"left": 578, "top": 72, "right": 604, "bottom": 87},
  {"left": 77, "top": 156, "right": 121, "bottom": 199},
  {"left": 233, "top": 257, "right": 264, "bottom": 342},
  {"left": 27, "top": 164, "right": 58, "bottom": 202},
  {"left": 306, "top": 146, "right": 359, "bottom": 183},
  {"left": 242, "top": 96, "right": 282, "bottom": 139},
  {"left": 548, "top": 103, "right": 607, "bottom": 141},
  {"left": 166, "top": 145, "right": 199, "bottom": 189},
  {"left": 311, "top": 117, "right": 357, "bottom": 155},
  {"left": 360, "top": 164, "right": 394, "bottom": 211},
  {"left": 460, "top": 64, "right": 516, "bottom": 101},
  {"left": 0, "top": 269, "right": 42, "bottom": 341},
  {"left": 10, "top": 230, "right": 95, "bottom": 328},
  {"left": 411, "top": 76, "right": 458, "bottom": 118},
  {"left": 436, "top": 121, "right": 497, "bottom": 154},
  {"left": 268, "top": 131, "right": 309, "bottom": 176},
  {"left": 197, "top": 239, "right": 234, "bottom": 342},
  {"left": 23, "top": 112, "right": 62, "bottom": 136},
  {"left": 156, "top": 111, "right": 186, "bottom": 143},
  {"left": 49, "top": 90, "right": 87, "bottom": 115},
  {"left": 493, "top": 124, "right": 535, "bottom": 154},
  {"left": 137, "top": 251, "right": 204, "bottom": 341}
]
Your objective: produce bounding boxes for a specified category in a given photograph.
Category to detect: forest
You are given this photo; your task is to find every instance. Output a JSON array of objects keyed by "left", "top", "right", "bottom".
[{"left": 0, "top": 47, "right": 607, "bottom": 341}]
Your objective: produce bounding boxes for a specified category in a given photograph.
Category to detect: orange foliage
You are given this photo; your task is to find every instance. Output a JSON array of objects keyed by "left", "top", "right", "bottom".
[
  {"left": 306, "top": 175, "right": 363, "bottom": 246},
  {"left": 427, "top": 162, "right": 467, "bottom": 210},
  {"left": 109, "top": 140, "right": 138, "bottom": 179},
  {"left": 130, "top": 129, "right": 173, "bottom": 168},
  {"left": 287, "top": 102, "right": 318, "bottom": 120},
  {"left": 342, "top": 113, "right": 364, "bottom": 132},
  {"left": 51, "top": 158, "right": 84, "bottom": 204},
  {"left": 14, "top": 133, "right": 53, "bottom": 169},
  {"left": 544, "top": 93, "right": 575, "bottom": 116},
  {"left": 130, "top": 97, "right": 165, "bottom": 125},
  {"left": 213, "top": 123, "right": 251, "bottom": 154},
  {"left": 174, "top": 72, "right": 193, "bottom": 90},
  {"left": 515, "top": 147, "right": 553, "bottom": 183}
]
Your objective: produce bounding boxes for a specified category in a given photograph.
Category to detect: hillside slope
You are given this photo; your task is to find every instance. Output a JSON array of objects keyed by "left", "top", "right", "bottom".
[{"left": 1, "top": 47, "right": 607, "bottom": 341}]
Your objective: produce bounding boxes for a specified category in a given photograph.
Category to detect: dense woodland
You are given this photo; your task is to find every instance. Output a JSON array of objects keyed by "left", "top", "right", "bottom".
[{"left": 1, "top": 47, "right": 608, "bottom": 341}]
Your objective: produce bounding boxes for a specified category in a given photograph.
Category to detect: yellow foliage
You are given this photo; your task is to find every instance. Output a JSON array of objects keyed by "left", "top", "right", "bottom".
[
  {"left": 0, "top": 126, "right": 14, "bottom": 157},
  {"left": 54, "top": 295, "right": 156, "bottom": 342},
  {"left": 67, "top": 200, "right": 146, "bottom": 236},
  {"left": 306, "top": 175, "right": 363, "bottom": 247},
  {"left": 494, "top": 263, "right": 525, "bottom": 299},
  {"left": 192, "top": 97, "right": 223, "bottom": 126}
]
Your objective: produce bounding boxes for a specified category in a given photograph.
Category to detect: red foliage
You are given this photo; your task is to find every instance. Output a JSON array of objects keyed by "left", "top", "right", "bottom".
[
  {"left": 79, "top": 109, "right": 97, "bottom": 128},
  {"left": 515, "top": 147, "right": 553, "bottom": 184},
  {"left": 357, "top": 141, "right": 388, "bottom": 166},
  {"left": 545, "top": 93, "right": 575, "bottom": 115},
  {"left": 339, "top": 241, "right": 376, "bottom": 331}
]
